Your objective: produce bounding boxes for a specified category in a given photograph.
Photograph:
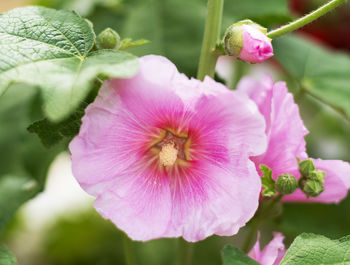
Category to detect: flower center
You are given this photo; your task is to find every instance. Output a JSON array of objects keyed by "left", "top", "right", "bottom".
[
  {"left": 159, "top": 142, "right": 178, "bottom": 166},
  {"left": 151, "top": 130, "right": 191, "bottom": 167}
]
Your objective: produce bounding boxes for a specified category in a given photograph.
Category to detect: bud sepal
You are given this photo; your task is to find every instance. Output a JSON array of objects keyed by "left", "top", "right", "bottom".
[{"left": 260, "top": 164, "right": 276, "bottom": 197}]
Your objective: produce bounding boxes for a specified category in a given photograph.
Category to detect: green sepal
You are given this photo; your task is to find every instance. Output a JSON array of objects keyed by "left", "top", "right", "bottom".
[
  {"left": 260, "top": 164, "right": 276, "bottom": 197},
  {"left": 119, "top": 38, "right": 150, "bottom": 51}
]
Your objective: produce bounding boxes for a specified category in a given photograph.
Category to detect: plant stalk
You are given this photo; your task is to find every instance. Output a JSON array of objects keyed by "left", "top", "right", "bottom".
[
  {"left": 175, "top": 238, "right": 194, "bottom": 265},
  {"left": 241, "top": 194, "right": 283, "bottom": 253},
  {"left": 267, "top": 0, "right": 347, "bottom": 39},
  {"left": 123, "top": 234, "right": 137, "bottom": 265},
  {"left": 197, "top": 0, "right": 224, "bottom": 80}
]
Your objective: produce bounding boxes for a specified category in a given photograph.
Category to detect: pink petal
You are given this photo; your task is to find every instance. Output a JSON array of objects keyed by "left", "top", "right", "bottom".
[
  {"left": 238, "top": 77, "right": 308, "bottom": 178},
  {"left": 239, "top": 25, "right": 273, "bottom": 63},
  {"left": 249, "top": 232, "right": 285, "bottom": 265}
]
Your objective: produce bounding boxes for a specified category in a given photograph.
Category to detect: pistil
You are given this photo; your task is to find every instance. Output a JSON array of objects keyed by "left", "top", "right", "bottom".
[{"left": 159, "top": 142, "right": 178, "bottom": 166}]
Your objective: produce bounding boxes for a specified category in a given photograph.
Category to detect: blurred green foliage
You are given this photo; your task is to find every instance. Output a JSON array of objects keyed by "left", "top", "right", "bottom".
[
  {"left": 0, "top": 245, "right": 16, "bottom": 265},
  {"left": 274, "top": 35, "right": 350, "bottom": 122},
  {"left": 33, "top": 0, "right": 290, "bottom": 77},
  {"left": 0, "top": 84, "right": 64, "bottom": 231},
  {"left": 40, "top": 209, "right": 225, "bottom": 265}
]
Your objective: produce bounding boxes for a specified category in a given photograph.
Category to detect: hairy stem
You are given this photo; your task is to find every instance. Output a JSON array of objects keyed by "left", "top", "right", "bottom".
[
  {"left": 241, "top": 194, "right": 283, "bottom": 253},
  {"left": 267, "top": 0, "right": 347, "bottom": 39},
  {"left": 197, "top": 0, "right": 224, "bottom": 80}
]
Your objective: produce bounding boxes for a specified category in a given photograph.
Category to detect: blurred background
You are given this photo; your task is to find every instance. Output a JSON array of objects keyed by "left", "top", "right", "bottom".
[{"left": 0, "top": 0, "right": 350, "bottom": 264}]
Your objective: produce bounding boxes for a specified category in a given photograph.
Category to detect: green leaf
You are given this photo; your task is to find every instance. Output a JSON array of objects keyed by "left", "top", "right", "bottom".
[
  {"left": 0, "top": 245, "right": 16, "bottom": 265},
  {"left": 281, "top": 233, "right": 350, "bottom": 265},
  {"left": 0, "top": 83, "right": 63, "bottom": 230},
  {"left": 260, "top": 164, "right": 276, "bottom": 197},
  {"left": 0, "top": 175, "right": 39, "bottom": 230},
  {"left": 274, "top": 35, "right": 350, "bottom": 121},
  {"left": 222, "top": 245, "right": 261, "bottom": 265},
  {"left": 28, "top": 107, "right": 84, "bottom": 148},
  {"left": 0, "top": 6, "right": 138, "bottom": 122}
]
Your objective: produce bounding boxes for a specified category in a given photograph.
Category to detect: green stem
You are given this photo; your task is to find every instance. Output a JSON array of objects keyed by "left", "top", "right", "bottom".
[
  {"left": 241, "top": 194, "right": 283, "bottom": 253},
  {"left": 231, "top": 59, "right": 248, "bottom": 89},
  {"left": 175, "top": 238, "right": 194, "bottom": 265},
  {"left": 267, "top": 0, "right": 347, "bottom": 39},
  {"left": 197, "top": 0, "right": 224, "bottom": 80},
  {"left": 123, "top": 234, "right": 137, "bottom": 265}
]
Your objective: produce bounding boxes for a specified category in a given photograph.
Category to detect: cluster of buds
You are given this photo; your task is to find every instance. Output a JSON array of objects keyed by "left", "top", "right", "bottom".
[
  {"left": 260, "top": 159, "right": 327, "bottom": 198},
  {"left": 298, "top": 159, "right": 326, "bottom": 197}
]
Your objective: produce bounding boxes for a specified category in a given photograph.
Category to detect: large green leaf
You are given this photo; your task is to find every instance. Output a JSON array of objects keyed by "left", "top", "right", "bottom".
[
  {"left": 0, "top": 84, "right": 63, "bottom": 230},
  {"left": 281, "top": 233, "right": 350, "bottom": 265},
  {"left": 0, "top": 6, "right": 138, "bottom": 121},
  {"left": 0, "top": 245, "right": 16, "bottom": 265},
  {"left": 274, "top": 35, "right": 350, "bottom": 120},
  {"left": 222, "top": 245, "right": 261, "bottom": 265}
]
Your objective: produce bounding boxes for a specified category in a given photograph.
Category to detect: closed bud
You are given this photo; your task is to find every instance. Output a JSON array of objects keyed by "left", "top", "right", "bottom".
[
  {"left": 223, "top": 19, "right": 273, "bottom": 63},
  {"left": 309, "top": 169, "right": 326, "bottom": 184},
  {"left": 301, "top": 178, "right": 325, "bottom": 197},
  {"left": 298, "top": 159, "right": 315, "bottom": 177},
  {"left": 275, "top": 174, "right": 297, "bottom": 194},
  {"left": 97, "top": 28, "right": 121, "bottom": 50}
]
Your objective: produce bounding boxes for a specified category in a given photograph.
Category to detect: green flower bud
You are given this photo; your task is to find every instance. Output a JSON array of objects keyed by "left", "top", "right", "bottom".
[
  {"left": 223, "top": 19, "right": 267, "bottom": 58},
  {"left": 298, "top": 159, "right": 315, "bottom": 177},
  {"left": 301, "top": 178, "right": 325, "bottom": 197},
  {"left": 309, "top": 169, "right": 326, "bottom": 184},
  {"left": 275, "top": 174, "right": 297, "bottom": 194},
  {"left": 97, "top": 28, "right": 121, "bottom": 50}
]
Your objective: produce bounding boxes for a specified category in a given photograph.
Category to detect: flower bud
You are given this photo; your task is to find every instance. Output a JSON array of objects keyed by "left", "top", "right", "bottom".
[
  {"left": 223, "top": 19, "right": 273, "bottom": 63},
  {"left": 97, "top": 28, "right": 121, "bottom": 50},
  {"left": 298, "top": 159, "right": 315, "bottom": 177},
  {"left": 275, "top": 174, "right": 297, "bottom": 194},
  {"left": 300, "top": 178, "right": 325, "bottom": 197},
  {"left": 309, "top": 169, "right": 326, "bottom": 184}
]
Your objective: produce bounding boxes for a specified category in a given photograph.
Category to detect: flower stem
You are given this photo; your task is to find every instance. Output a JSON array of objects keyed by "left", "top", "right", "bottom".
[
  {"left": 267, "top": 0, "right": 347, "bottom": 39},
  {"left": 241, "top": 194, "right": 283, "bottom": 253},
  {"left": 123, "top": 234, "right": 137, "bottom": 265},
  {"left": 175, "top": 238, "right": 194, "bottom": 265},
  {"left": 197, "top": 0, "right": 224, "bottom": 80}
]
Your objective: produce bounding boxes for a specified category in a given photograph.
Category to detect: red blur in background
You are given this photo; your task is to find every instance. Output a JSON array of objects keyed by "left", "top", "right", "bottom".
[{"left": 289, "top": 0, "right": 350, "bottom": 52}]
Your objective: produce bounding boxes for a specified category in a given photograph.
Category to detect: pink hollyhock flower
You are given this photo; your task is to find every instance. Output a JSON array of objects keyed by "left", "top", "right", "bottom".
[
  {"left": 238, "top": 25, "right": 274, "bottom": 63},
  {"left": 237, "top": 76, "right": 350, "bottom": 203},
  {"left": 249, "top": 232, "right": 286, "bottom": 265},
  {"left": 69, "top": 55, "right": 267, "bottom": 242}
]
